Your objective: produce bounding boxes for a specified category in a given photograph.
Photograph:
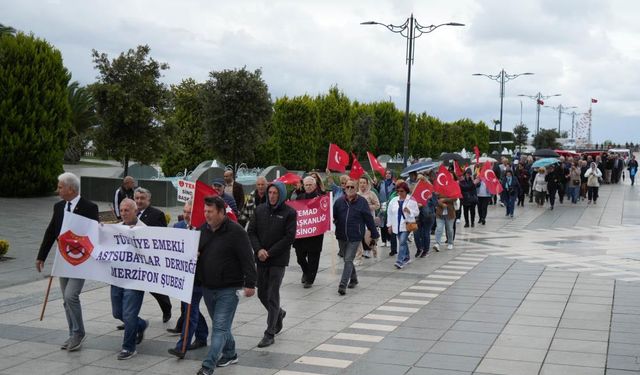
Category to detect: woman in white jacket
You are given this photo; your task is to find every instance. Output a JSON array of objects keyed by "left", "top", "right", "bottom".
[
  {"left": 386, "top": 182, "right": 419, "bottom": 269},
  {"left": 584, "top": 162, "right": 602, "bottom": 204},
  {"left": 532, "top": 167, "right": 548, "bottom": 207}
]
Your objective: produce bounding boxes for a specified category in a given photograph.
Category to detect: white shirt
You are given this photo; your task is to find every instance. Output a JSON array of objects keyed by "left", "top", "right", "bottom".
[{"left": 66, "top": 195, "right": 81, "bottom": 212}]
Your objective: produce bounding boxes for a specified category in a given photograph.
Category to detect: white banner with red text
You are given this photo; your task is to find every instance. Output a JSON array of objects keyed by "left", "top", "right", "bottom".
[{"left": 52, "top": 212, "right": 200, "bottom": 303}]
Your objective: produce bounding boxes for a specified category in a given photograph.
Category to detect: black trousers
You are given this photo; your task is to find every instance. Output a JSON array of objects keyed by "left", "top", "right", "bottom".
[
  {"left": 257, "top": 266, "right": 285, "bottom": 338},
  {"left": 294, "top": 235, "right": 323, "bottom": 284},
  {"left": 463, "top": 204, "right": 476, "bottom": 225},
  {"left": 548, "top": 187, "right": 558, "bottom": 207},
  {"left": 151, "top": 292, "right": 172, "bottom": 317},
  {"left": 477, "top": 197, "right": 491, "bottom": 221}
]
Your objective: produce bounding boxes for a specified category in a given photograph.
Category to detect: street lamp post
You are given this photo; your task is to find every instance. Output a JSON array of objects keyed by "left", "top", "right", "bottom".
[
  {"left": 361, "top": 14, "right": 464, "bottom": 166},
  {"left": 518, "top": 92, "right": 561, "bottom": 135},
  {"left": 544, "top": 104, "right": 577, "bottom": 134},
  {"left": 472, "top": 70, "right": 533, "bottom": 152}
]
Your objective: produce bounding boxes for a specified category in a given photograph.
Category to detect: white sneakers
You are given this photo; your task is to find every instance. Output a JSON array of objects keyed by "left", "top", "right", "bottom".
[{"left": 447, "top": 244, "right": 453, "bottom": 250}]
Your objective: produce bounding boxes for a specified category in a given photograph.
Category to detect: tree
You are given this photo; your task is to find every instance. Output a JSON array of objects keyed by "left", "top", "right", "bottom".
[
  {"left": 513, "top": 124, "right": 529, "bottom": 148},
  {"left": 0, "top": 23, "right": 16, "bottom": 36},
  {"left": 65, "top": 81, "right": 97, "bottom": 163},
  {"left": 271, "top": 95, "right": 319, "bottom": 170},
  {"left": 200, "top": 67, "right": 272, "bottom": 169},
  {"left": 315, "top": 86, "right": 352, "bottom": 166},
  {"left": 533, "top": 129, "right": 561, "bottom": 149},
  {"left": 161, "top": 78, "right": 210, "bottom": 176},
  {"left": 91, "top": 45, "right": 169, "bottom": 176},
  {"left": 0, "top": 32, "right": 71, "bottom": 196},
  {"left": 351, "top": 102, "right": 377, "bottom": 158}
]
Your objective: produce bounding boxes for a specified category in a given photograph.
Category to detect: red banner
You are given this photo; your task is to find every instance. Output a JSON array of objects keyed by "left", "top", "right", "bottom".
[{"left": 286, "top": 195, "right": 332, "bottom": 239}]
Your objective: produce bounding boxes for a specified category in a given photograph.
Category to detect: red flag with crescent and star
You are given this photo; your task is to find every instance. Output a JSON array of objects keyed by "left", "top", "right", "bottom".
[
  {"left": 367, "top": 151, "right": 386, "bottom": 177},
  {"left": 327, "top": 143, "right": 349, "bottom": 172},
  {"left": 411, "top": 179, "right": 434, "bottom": 206},
  {"left": 479, "top": 161, "right": 504, "bottom": 195},
  {"left": 349, "top": 153, "right": 365, "bottom": 180},
  {"left": 191, "top": 180, "right": 238, "bottom": 228},
  {"left": 434, "top": 165, "right": 462, "bottom": 198}
]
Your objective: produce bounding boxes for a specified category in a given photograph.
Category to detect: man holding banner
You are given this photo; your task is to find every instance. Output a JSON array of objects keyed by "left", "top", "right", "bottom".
[
  {"left": 248, "top": 181, "right": 297, "bottom": 348},
  {"left": 36, "top": 172, "right": 99, "bottom": 352},
  {"left": 111, "top": 198, "right": 149, "bottom": 360},
  {"left": 196, "top": 196, "right": 256, "bottom": 375}
]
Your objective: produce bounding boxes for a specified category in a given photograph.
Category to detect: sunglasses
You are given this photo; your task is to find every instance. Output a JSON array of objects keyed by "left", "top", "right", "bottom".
[
  {"left": 397, "top": 190, "right": 406, "bottom": 193},
  {"left": 345, "top": 186, "right": 356, "bottom": 190}
]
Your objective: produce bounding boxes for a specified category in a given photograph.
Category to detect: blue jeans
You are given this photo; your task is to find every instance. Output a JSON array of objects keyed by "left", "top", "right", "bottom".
[
  {"left": 395, "top": 231, "right": 409, "bottom": 265},
  {"left": 505, "top": 194, "right": 516, "bottom": 216},
  {"left": 111, "top": 286, "right": 146, "bottom": 352},
  {"left": 338, "top": 240, "right": 359, "bottom": 288},
  {"left": 175, "top": 285, "right": 208, "bottom": 351},
  {"left": 416, "top": 214, "right": 434, "bottom": 254},
  {"left": 60, "top": 277, "right": 85, "bottom": 338},
  {"left": 201, "top": 288, "right": 239, "bottom": 370},
  {"left": 567, "top": 185, "right": 579, "bottom": 203},
  {"left": 435, "top": 217, "right": 454, "bottom": 246}
]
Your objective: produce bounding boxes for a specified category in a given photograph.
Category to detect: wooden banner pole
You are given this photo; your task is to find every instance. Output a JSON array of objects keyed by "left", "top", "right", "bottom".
[{"left": 39, "top": 276, "right": 54, "bottom": 321}]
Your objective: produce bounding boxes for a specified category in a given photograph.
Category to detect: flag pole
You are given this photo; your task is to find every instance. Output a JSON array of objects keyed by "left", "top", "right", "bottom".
[
  {"left": 39, "top": 276, "right": 54, "bottom": 321},
  {"left": 180, "top": 303, "right": 192, "bottom": 354}
]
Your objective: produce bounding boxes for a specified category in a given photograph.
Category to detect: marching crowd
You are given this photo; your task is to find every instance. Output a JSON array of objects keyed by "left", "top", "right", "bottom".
[{"left": 36, "top": 151, "right": 635, "bottom": 374}]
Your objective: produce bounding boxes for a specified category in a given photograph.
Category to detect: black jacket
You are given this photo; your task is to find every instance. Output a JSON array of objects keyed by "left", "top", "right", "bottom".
[
  {"left": 139, "top": 206, "right": 167, "bottom": 227},
  {"left": 196, "top": 218, "right": 257, "bottom": 289},
  {"left": 247, "top": 200, "right": 297, "bottom": 267},
  {"left": 37, "top": 197, "right": 99, "bottom": 261},
  {"left": 459, "top": 178, "right": 478, "bottom": 206}
]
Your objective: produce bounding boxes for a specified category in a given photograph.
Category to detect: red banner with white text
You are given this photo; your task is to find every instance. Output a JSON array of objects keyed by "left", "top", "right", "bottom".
[{"left": 286, "top": 194, "right": 332, "bottom": 239}]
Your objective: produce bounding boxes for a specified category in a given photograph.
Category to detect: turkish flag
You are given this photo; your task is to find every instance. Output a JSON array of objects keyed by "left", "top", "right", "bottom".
[
  {"left": 275, "top": 172, "right": 301, "bottom": 185},
  {"left": 349, "top": 153, "right": 365, "bottom": 180},
  {"left": 591, "top": 98, "right": 598, "bottom": 103},
  {"left": 537, "top": 99, "right": 544, "bottom": 105},
  {"left": 453, "top": 160, "right": 464, "bottom": 178},
  {"left": 479, "top": 161, "right": 503, "bottom": 195},
  {"left": 412, "top": 179, "right": 434, "bottom": 206},
  {"left": 191, "top": 180, "right": 237, "bottom": 228},
  {"left": 473, "top": 145, "right": 480, "bottom": 165},
  {"left": 434, "top": 165, "right": 462, "bottom": 198},
  {"left": 367, "top": 151, "right": 386, "bottom": 176},
  {"left": 327, "top": 143, "right": 349, "bottom": 172}
]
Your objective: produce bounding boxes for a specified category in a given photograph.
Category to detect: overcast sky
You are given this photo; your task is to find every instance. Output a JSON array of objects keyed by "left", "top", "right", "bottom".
[{"left": 4, "top": 0, "right": 639, "bottom": 145}]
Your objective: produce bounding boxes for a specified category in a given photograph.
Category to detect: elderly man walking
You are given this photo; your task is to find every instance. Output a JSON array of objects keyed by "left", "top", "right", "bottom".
[
  {"left": 36, "top": 172, "right": 99, "bottom": 352},
  {"left": 333, "top": 179, "right": 379, "bottom": 295}
]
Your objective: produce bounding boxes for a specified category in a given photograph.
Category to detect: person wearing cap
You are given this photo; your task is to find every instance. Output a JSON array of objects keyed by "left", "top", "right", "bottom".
[{"left": 212, "top": 178, "right": 239, "bottom": 215}]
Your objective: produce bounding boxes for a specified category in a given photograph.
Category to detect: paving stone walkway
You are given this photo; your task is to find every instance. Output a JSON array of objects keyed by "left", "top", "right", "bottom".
[{"left": 1, "top": 165, "right": 640, "bottom": 374}]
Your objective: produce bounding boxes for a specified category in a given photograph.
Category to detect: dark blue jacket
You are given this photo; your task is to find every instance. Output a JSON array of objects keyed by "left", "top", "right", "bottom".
[{"left": 333, "top": 195, "right": 379, "bottom": 242}]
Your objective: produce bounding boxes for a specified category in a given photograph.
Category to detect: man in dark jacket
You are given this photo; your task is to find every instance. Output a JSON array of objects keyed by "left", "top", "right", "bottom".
[
  {"left": 248, "top": 181, "right": 297, "bottom": 348},
  {"left": 333, "top": 179, "right": 379, "bottom": 296},
  {"left": 196, "top": 196, "right": 256, "bottom": 375},
  {"left": 36, "top": 172, "right": 99, "bottom": 352},
  {"left": 134, "top": 187, "right": 172, "bottom": 323},
  {"left": 113, "top": 176, "right": 135, "bottom": 219}
]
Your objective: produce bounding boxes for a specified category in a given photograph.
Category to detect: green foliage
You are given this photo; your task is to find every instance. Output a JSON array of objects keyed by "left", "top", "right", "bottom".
[
  {"left": 271, "top": 95, "right": 319, "bottom": 170},
  {"left": 161, "top": 78, "right": 210, "bottom": 176},
  {"left": 65, "top": 81, "right": 97, "bottom": 163},
  {"left": 201, "top": 67, "right": 272, "bottom": 169},
  {"left": 0, "top": 24, "right": 16, "bottom": 36},
  {"left": 90, "top": 45, "right": 169, "bottom": 176},
  {"left": 315, "top": 86, "right": 352, "bottom": 165},
  {"left": 351, "top": 102, "right": 377, "bottom": 158},
  {"left": 370, "top": 101, "right": 403, "bottom": 155},
  {"left": 513, "top": 124, "right": 529, "bottom": 147},
  {"left": 533, "top": 129, "right": 561, "bottom": 149},
  {"left": 0, "top": 32, "right": 71, "bottom": 197}
]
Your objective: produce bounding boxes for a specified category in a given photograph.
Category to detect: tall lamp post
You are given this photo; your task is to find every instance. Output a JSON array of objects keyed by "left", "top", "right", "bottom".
[
  {"left": 361, "top": 14, "right": 464, "bottom": 166},
  {"left": 518, "top": 92, "right": 561, "bottom": 135},
  {"left": 544, "top": 104, "right": 577, "bottom": 134},
  {"left": 472, "top": 70, "right": 533, "bottom": 152}
]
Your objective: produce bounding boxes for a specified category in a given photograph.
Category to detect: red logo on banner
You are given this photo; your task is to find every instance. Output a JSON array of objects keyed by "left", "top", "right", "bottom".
[{"left": 57, "top": 230, "right": 94, "bottom": 266}]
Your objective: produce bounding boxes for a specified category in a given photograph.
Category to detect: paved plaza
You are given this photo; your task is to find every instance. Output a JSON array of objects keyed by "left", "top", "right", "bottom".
[{"left": 2, "top": 167, "right": 640, "bottom": 374}]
